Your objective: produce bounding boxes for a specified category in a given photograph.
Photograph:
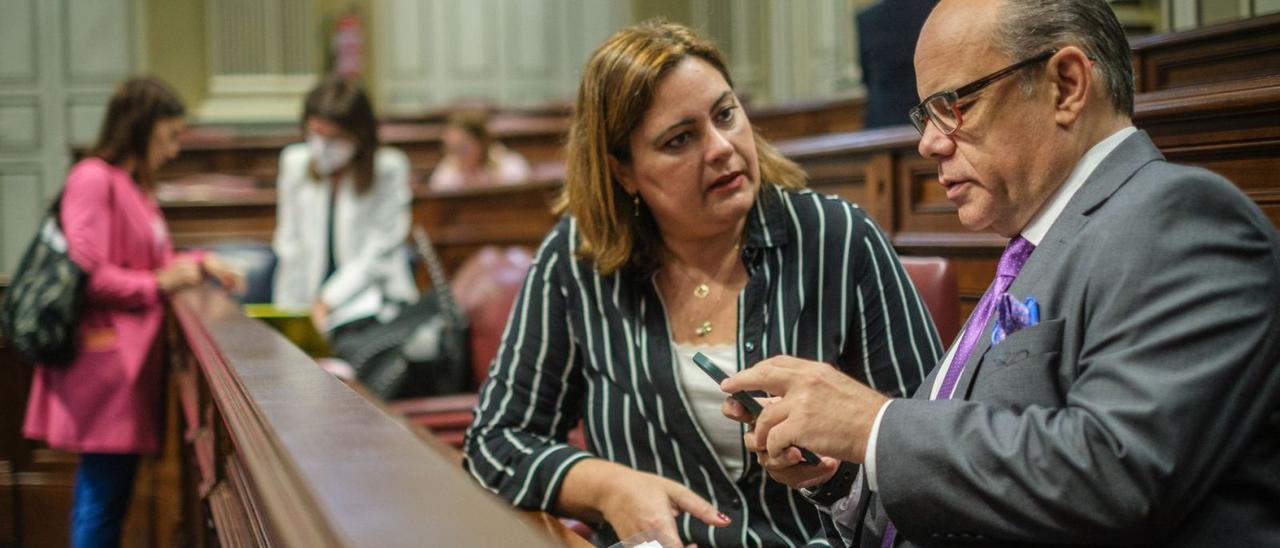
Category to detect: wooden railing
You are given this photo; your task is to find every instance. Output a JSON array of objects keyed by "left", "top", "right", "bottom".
[
  {"left": 1130, "top": 12, "right": 1280, "bottom": 93},
  {"left": 0, "top": 278, "right": 589, "bottom": 546},
  {"left": 167, "top": 285, "right": 582, "bottom": 547}
]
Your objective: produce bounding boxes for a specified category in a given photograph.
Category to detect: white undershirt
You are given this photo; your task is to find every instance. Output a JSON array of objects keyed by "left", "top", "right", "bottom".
[{"left": 673, "top": 342, "right": 745, "bottom": 480}]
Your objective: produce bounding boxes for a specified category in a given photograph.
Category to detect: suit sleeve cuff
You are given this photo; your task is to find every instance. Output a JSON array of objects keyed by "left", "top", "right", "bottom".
[{"left": 865, "top": 398, "right": 893, "bottom": 493}]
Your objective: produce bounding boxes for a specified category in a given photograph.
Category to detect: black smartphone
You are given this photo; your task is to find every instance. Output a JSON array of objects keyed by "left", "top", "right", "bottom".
[{"left": 692, "top": 352, "right": 821, "bottom": 465}]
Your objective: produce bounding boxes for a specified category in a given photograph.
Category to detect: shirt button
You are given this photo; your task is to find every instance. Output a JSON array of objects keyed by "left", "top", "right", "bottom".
[{"left": 744, "top": 342, "right": 755, "bottom": 352}]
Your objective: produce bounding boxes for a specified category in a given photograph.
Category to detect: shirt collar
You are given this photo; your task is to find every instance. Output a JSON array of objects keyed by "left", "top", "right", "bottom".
[
  {"left": 743, "top": 185, "right": 791, "bottom": 250},
  {"left": 1020, "top": 126, "right": 1137, "bottom": 245}
]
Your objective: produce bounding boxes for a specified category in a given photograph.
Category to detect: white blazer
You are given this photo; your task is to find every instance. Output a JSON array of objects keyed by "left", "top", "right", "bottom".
[{"left": 272, "top": 143, "right": 419, "bottom": 329}]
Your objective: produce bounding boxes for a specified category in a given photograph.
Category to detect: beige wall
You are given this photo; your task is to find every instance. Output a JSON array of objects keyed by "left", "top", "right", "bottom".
[
  {"left": 144, "top": 0, "right": 385, "bottom": 119},
  {"left": 145, "top": 0, "right": 208, "bottom": 108},
  {"left": 632, "top": 0, "right": 693, "bottom": 26}
]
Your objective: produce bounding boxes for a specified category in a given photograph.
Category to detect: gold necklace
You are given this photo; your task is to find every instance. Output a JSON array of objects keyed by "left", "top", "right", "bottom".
[{"left": 666, "top": 242, "right": 741, "bottom": 337}]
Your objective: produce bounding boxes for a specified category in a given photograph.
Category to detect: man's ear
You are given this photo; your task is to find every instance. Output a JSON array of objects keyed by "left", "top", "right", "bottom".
[
  {"left": 1048, "top": 46, "right": 1092, "bottom": 128},
  {"left": 608, "top": 154, "right": 637, "bottom": 195}
]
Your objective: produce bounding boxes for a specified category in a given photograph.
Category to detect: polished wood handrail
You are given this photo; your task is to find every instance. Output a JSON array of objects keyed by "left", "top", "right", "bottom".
[
  {"left": 1129, "top": 12, "right": 1280, "bottom": 52},
  {"left": 170, "top": 285, "right": 560, "bottom": 547}
]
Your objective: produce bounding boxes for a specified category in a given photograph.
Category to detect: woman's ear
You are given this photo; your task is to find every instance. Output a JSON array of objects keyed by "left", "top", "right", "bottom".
[{"left": 608, "top": 154, "right": 637, "bottom": 195}]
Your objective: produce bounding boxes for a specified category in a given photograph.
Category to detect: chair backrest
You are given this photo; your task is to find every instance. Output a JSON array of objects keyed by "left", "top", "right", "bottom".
[
  {"left": 208, "top": 240, "right": 277, "bottom": 304},
  {"left": 450, "top": 246, "right": 534, "bottom": 390},
  {"left": 898, "top": 256, "right": 960, "bottom": 344}
]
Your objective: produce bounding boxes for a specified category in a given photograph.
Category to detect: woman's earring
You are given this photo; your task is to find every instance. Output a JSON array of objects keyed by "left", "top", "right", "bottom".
[{"left": 633, "top": 193, "right": 640, "bottom": 217}]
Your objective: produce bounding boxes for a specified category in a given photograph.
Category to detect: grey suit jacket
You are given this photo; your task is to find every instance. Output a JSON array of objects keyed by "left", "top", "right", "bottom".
[{"left": 842, "top": 131, "right": 1280, "bottom": 546}]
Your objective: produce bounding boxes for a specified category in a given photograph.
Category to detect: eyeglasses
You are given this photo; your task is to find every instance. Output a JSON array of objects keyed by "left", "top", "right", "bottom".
[{"left": 908, "top": 49, "right": 1058, "bottom": 135}]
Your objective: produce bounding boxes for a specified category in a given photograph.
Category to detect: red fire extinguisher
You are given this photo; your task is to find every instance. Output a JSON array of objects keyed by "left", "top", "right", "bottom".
[{"left": 332, "top": 11, "right": 364, "bottom": 79}]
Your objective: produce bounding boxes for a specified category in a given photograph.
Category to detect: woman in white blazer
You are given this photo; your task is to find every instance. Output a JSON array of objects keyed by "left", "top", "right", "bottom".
[{"left": 272, "top": 74, "right": 418, "bottom": 341}]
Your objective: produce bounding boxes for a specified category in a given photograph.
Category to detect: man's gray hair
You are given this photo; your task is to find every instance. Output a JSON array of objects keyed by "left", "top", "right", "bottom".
[{"left": 994, "top": 0, "right": 1135, "bottom": 116}]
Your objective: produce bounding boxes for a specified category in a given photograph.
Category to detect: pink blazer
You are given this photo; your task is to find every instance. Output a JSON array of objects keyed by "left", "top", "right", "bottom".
[{"left": 23, "top": 158, "right": 192, "bottom": 454}]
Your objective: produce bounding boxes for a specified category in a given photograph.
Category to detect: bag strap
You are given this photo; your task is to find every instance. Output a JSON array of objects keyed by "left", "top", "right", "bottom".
[
  {"left": 48, "top": 190, "right": 65, "bottom": 225},
  {"left": 410, "top": 225, "right": 462, "bottom": 322}
]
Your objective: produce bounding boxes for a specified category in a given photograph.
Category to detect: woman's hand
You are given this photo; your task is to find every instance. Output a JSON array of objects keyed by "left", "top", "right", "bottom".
[
  {"left": 309, "top": 300, "right": 331, "bottom": 332},
  {"left": 559, "top": 459, "right": 729, "bottom": 547},
  {"left": 156, "top": 259, "right": 202, "bottom": 294},
  {"left": 723, "top": 396, "right": 841, "bottom": 490},
  {"left": 201, "top": 254, "right": 246, "bottom": 294}
]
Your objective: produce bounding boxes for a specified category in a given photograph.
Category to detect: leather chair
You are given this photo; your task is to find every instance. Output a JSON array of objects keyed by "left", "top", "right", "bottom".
[
  {"left": 451, "top": 246, "right": 534, "bottom": 389},
  {"left": 207, "top": 240, "right": 277, "bottom": 303},
  {"left": 898, "top": 256, "right": 960, "bottom": 344}
]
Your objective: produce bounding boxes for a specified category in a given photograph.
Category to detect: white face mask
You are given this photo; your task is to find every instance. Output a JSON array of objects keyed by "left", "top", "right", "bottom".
[{"left": 306, "top": 134, "right": 357, "bottom": 176}]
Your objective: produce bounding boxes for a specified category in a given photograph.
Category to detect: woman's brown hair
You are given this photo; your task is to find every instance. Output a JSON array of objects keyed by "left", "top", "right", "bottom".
[
  {"left": 90, "top": 77, "right": 186, "bottom": 190},
  {"left": 445, "top": 109, "right": 495, "bottom": 167},
  {"left": 302, "top": 74, "right": 379, "bottom": 193},
  {"left": 555, "top": 20, "right": 806, "bottom": 276}
]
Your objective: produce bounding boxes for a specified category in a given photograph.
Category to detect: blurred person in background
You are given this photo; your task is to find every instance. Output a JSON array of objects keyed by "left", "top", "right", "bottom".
[
  {"left": 271, "top": 74, "right": 418, "bottom": 376},
  {"left": 22, "top": 76, "right": 242, "bottom": 548},
  {"left": 427, "top": 109, "right": 532, "bottom": 191}
]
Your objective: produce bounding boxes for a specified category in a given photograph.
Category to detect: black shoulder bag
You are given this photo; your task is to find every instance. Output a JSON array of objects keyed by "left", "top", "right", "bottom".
[
  {"left": 0, "top": 193, "right": 86, "bottom": 365},
  {"left": 333, "top": 226, "right": 470, "bottom": 400}
]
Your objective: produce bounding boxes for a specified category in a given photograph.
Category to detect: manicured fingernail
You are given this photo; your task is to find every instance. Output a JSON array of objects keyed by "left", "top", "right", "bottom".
[{"left": 718, "top": 512, "right": 731, "bottom": 522}]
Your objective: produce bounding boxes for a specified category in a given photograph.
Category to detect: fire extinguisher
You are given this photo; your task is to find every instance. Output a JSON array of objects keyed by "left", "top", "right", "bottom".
[{"left": 332, "top": 10, "right": 364, "bottom": 79}]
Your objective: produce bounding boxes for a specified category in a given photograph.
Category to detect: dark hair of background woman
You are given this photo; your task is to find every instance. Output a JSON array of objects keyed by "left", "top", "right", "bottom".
[
  {"left": 90, "top": 77, "right": 186, "bottom": 190},
  {"left": 302, "top": 73, "right": 380, "bottom": 193}
]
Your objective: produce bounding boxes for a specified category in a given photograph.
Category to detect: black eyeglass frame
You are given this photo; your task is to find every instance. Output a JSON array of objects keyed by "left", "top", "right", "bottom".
[{"left": 908, "top": 48, "right": 1059, "bottom": 135}]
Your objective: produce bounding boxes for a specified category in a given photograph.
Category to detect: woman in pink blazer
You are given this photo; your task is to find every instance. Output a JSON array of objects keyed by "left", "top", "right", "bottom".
[{"left": 22, "top": 77, "right": 239, "bottom": 548}]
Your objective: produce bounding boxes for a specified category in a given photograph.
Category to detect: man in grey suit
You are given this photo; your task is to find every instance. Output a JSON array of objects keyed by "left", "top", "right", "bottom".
[{"left": 721, "top": 0, "right": 1280, "bottom": 545}]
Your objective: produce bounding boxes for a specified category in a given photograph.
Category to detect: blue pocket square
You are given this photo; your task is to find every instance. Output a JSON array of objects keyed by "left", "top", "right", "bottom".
[{"left": 992, "top": 295, "right": 1039, "bottom": 345}]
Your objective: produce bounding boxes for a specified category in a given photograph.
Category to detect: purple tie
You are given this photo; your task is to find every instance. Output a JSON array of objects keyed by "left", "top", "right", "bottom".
[
  {"left": 935, "top": 235, "right": 1035, "bottom": 400},
  {"left": 881, "top": 236, "right": 1034, "bottom": 547}
]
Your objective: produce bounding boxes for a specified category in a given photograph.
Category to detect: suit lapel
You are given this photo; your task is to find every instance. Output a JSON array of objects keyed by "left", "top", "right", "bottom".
[{"left": 953, "top": 131, "right": 1164, "bottom": 400}]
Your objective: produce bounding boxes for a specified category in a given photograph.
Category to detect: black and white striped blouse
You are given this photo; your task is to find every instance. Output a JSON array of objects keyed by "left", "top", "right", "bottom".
[{"left": 464, "top": 186, "right": 941, "bottom": 547}]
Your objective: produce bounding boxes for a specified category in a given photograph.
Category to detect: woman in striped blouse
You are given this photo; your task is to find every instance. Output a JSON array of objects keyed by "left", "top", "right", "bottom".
[{"left": 464, "top": 21, "right": 941, "bottom": 547}]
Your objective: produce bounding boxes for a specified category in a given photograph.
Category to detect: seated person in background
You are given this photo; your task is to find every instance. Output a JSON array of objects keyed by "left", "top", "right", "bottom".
[
  {"left": 271, "top": 74, "right": 418, "bottom": 367},
  {"left": 426, "top": 110, "right": 532, "bottom": 191},
  {"left": 856, "top": 0, "right": 937, "bottom": 128},
  {"left": 463, "top": 20, "right": 940, "bottom": 547},
  {"left": 722, "top": 0, "right": 1280, "bottom": 545}
]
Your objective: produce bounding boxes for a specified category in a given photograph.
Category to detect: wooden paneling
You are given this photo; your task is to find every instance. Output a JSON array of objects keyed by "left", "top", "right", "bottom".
[
  {"left": 1137, "top": 74, "right": 1280, "bottom": 228},
  {"left": 0, "top": 279, "right": 179, "bottom": 547},
  {"left": 749, "top": 96, "right": 865, "bottom": 142},
  {"left": 415, "top": 179, "right": 562, "bottom": 276},
  {"left": 1131, "top": 13, "right": 1280, "bottom": 93},
  {"left": 151, "top": 111, "right": 571, "bottom": 189},
  {"left": 0, "top": 281, "right": 73, "bottom": 548}
]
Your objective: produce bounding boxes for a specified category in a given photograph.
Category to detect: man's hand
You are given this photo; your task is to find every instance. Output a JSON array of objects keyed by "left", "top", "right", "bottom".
[
  {"left": 722, "top": 396, "right": 841, "bottom": 489},
  {"left": 721, "top": 355, "right": 888, "bottom": 465}
]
